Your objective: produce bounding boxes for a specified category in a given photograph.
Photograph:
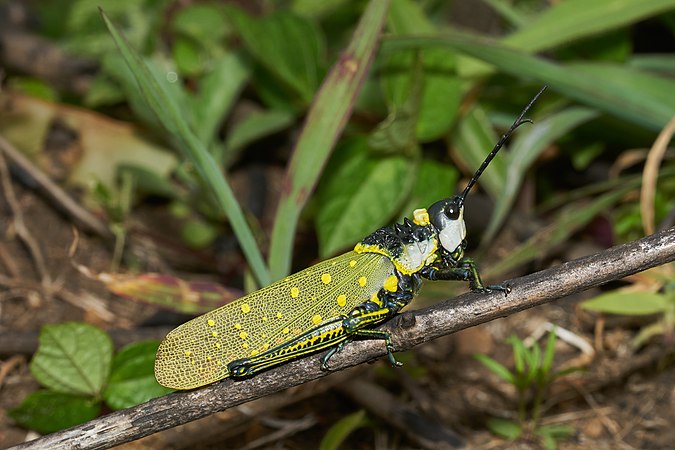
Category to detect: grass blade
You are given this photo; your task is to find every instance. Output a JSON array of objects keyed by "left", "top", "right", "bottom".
[
  {"left": 101, "top": 9, "right": 270, "bottom": 286},
  {"left": 385, "top": 32, "right": 675, "bottom": 131},
  {"left": 267, "top": 0, "right": 391, "bottom": 280}
]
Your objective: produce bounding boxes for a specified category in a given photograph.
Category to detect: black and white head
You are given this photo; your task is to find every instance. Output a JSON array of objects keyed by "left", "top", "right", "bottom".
[
  {"left": 427, "top": 86, "right": 547, "bottom": 254},
  {"left": 428, "top": 196, "right": 465, "bottom": 254}
]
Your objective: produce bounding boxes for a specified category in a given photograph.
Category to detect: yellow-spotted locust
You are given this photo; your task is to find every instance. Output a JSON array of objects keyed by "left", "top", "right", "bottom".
[{"left": 154, "top": 87, "right": 546, "bottom": 389}]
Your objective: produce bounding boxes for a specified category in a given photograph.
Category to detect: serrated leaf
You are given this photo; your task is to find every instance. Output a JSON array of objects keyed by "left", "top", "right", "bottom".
[
  {"left": 30, "top": 323, "right": 113, "bottom": 397},
  {"left": 582, "top": 291, "right": 669, "bottom": 315},
  {"left": 103, "top": 341, "right": 173, "bottom": 409},
  {"left": 9, "top": 391, "right": 100, "bottom": 434},
  {"left": 319, "top": 410, "right": 368, "bottom": 450}
]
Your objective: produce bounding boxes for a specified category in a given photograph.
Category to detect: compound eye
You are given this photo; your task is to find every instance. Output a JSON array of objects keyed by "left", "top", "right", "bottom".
[{"left": 445, "top": 204, "right": 460, "bottom": 220}]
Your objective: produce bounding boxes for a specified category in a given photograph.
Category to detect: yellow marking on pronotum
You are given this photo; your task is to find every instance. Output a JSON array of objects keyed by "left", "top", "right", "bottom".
[
  {"left": 321, "top": 273, "right": 332, "bottom": 284},
  {"left": 312, "top": 315, "right": 322, "bottom": 325},
  {"left": 290, "top": 287, "right": 300, "bottom": 298},
  {"left": 413, "top": 208, "right": 430, "bottom": 226},
  {"left": 358, "top": 276, "right": 367, "bottom": 287},
  {"left": 207, "top": 319, "right": 215, "bottom": 327},
  {"left": 241, "top": 303, "right": 251, "bottom": 314},
  {"left": 336, "top": 294, "right": 347, "bottom": 307},
  {"left": 384, "top": 275, "right": 398, "bottom": 292}
]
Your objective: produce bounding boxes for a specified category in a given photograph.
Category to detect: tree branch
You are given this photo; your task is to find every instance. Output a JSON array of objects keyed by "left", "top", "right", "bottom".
[{"left": 11, "top": 227, "right": 675, "bottom": 450}]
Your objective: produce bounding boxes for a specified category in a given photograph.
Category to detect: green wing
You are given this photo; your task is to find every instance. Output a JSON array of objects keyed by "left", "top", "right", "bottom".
[{"left": 155, "top": 251, "right": 395, "bottom": 389}]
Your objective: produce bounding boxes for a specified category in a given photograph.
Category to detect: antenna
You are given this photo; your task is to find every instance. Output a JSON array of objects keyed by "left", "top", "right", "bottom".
[{"left": 459, "top": 86, "right": 547, "bottom": 205}]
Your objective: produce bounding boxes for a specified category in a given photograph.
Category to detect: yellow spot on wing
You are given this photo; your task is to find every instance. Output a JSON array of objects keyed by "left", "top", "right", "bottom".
[
  {"left": 337, "top": 294, "right": 347, "bottom": 307},
  {"left": 283, "top": 327, "right": 290, "bottom": 334},
  {"left": 358, "top": 276, "right": 367, "bottom": 287},
  {"left": 184, "top": 350, "right": 192, "bottom": 357},
  {"left": 241, "top": 303, "right": 251, "bottom": 313},
  {"left": 321, "top": 273, "right": 332, "bottom": 284},
  {"left": 234, "top": 323, "right": 242, "bottom": 330},
  {"left": 349, "top": 260, "right": 357, "bottom": 267},
  {"left": 384, "top": 275, "right": 398, "bottom": 292},
  {"left": 312, "top": 314, "right": 322, "bottom": 325},
  {"left": 207, "top": 319, "right": 215, "bottom": 327},
  {"left": 290, "top": 286, "right": 300, "bottom": 298},
  {"left": 277, "top": 312, "right": 283, "bottom": 319},
  {"left": 212, "top": 331, "right": 218, "bottom": 337},
  {"left": 239, "top": 331, "right": 248, "bottom": 339}
]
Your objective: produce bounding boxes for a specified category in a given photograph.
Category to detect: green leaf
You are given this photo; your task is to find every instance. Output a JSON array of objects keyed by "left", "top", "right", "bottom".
[
  {"left": 507, "top": 335, "right": 527, "bottom": 378},
  {"left": 503, "top": 0, "right": 675, "bottom": 53},
  {"left": 485, "top": 179, "right": 640, "bottom": 278},
  {"left": 386, "top": 32, "right": 675, "bottom": 131},
  {"left": 372, "top": 51, "right": 424, "bottom": 155},
  {"left": 316, "top": 138, "right": 412, "bottom": 256},
  {"left": 449, "top": 104, "right": 507, "bottom": 200},
  {"left": 30, "top": 323, "right": 113, "bottom": 397},
  {"left": 486, "top": 417, "right": 522, "bottom": 440},
  {"left": 386, "top": 0, "right": 462, "bottom": 141},
  {"left": 170, "top": 3, "right": 231, "bottom": 46},
  {"left": 268, "top": 0, "right": 391, "bottom": 280},
  {"left": 535, "top": 424, "right": 575, "bottom": 449},
  {"left": 192, "top": 52, "right": 250, "bottom": 146},
  {"left": 228, "top": 9, "right": 324, "bottom": 104},
  {"left": 474, "top": 354, "right": 515, "bottom": 384},
  {"left": 103, "top": 341, "right": 173, "bottom": 410},
  {"left": 406, "top": 159, "right": 459, "bottom": 212},
  {"left": 482, "top": 107, "right": 600, "bottom": 244},
  {"left": 181, "top": 218, "right": 219, "bottom": 249},
  {"left": 222, "top": 109, "right": 296, "bottom": 166},
  {"left": 582, "top": 291, "right": 670, "bottom": 315},
  {"left": 9, "top": 391, "right": 100, "bottom": 434},
  {"left": 101, "top": 9, "right": 270, "bottom": 286},
  {"left": 319, "top": 410, "right": 368, "bottom": 450},
  {"left": 542, "top": 328, "right": 557, "bottom": 376}
]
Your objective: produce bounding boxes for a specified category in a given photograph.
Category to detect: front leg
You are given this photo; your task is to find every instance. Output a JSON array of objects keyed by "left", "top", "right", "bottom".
[{"left": 422, "top": 257, "right": 510, "bottom": 295}]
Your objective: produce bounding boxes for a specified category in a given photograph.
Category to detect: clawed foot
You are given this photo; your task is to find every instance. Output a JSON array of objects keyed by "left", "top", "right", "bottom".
[{"left": 477, "top": 284, "right": 511, "bottom": 297}]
